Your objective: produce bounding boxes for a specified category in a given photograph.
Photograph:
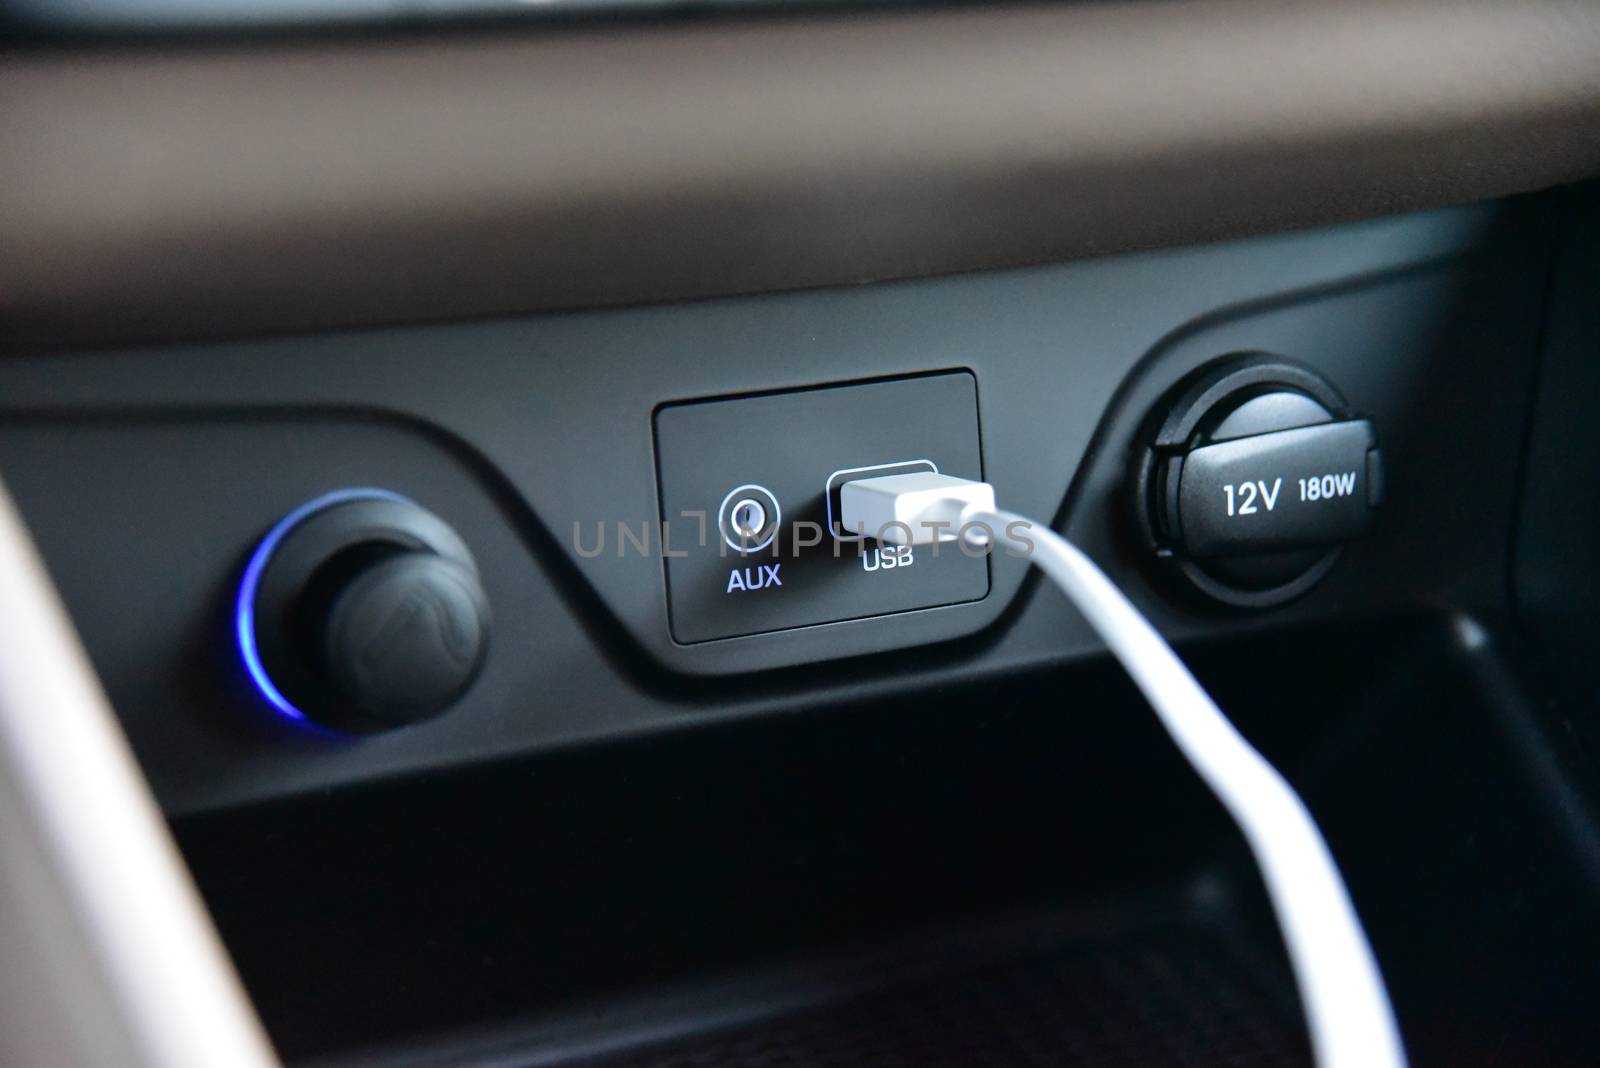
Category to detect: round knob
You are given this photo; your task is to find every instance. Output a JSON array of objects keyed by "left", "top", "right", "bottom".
[{"left": 237, "top": 490, "right": 490, "bottom": 730}]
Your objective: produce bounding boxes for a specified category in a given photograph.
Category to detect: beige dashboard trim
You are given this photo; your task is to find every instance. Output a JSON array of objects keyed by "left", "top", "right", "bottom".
[
  {"left": 0, "top": 477, "right": 278, "bottom": 1067},
  {"left": 2, "top": 0, "right": 1599, "bottom": 347}
]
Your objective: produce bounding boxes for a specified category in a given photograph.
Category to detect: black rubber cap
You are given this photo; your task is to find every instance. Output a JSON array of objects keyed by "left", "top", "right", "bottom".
[
  {"left": 1136, "top": 354, "right": 1376, "bottom": 609},
  {"left": 247, "top": 493, "right": 491, "bottom": 730},
  {"left": 321, "top": 553, "right": 489, "bottom": 725}
]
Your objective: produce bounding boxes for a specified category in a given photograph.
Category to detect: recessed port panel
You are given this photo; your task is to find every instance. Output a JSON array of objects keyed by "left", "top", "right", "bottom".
[{"left": 654, "top": 373, "right": 988, "bottom": 643}]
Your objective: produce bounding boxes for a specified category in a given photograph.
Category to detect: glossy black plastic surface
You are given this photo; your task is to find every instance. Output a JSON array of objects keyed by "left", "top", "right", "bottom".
[{"left": 1178, "top": 422, "right": 1377, "bottom": 557}]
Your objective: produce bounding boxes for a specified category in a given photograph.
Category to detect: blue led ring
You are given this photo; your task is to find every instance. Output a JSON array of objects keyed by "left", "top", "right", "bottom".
[{"left": 234, "top": 488, "right": 413, "bottom": 723}]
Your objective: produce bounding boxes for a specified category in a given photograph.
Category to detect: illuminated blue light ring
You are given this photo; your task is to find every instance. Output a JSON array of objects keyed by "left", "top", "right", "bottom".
[{"left": 234, "top": 487, "right": 413, "bottom": 723}]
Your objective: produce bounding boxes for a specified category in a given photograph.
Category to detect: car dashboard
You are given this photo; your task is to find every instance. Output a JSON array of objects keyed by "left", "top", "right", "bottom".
[{"left": 1, "top": 3, "right": 1599, "bottom": 1066}]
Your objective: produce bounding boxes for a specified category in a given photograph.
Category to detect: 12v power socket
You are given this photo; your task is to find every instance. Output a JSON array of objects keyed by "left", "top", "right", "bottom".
[{"left": 1136, "top": 356, "right": 1383, "bottom": 608}]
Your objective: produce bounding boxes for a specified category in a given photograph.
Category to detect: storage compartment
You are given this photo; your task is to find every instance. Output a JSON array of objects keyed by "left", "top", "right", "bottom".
[{"left": 173, "top": 614, "right": 1600, "bottom": 1066}]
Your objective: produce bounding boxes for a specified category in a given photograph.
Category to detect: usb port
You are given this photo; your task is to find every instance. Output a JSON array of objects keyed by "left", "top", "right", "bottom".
[{"left": 824, "top": 459, "right": 937, "bottom": 540}]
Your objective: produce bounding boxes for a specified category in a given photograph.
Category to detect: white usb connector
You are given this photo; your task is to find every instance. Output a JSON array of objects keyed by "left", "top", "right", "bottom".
[
  {"left": 836, "top": 470, "right": 1405, "bottom": 1068},
  {"left": 838, "top": 470, "right": 996, "bottom": 544}
]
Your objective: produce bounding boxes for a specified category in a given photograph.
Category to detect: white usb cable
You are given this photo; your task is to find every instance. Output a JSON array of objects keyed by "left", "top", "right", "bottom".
[{"left": 840, "top": 472, "right": 1405, "bottom": 1068}]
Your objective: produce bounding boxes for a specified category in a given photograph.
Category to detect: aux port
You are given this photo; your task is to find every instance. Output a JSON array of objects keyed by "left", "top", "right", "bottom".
[{"left": 716, "top": 483, "right": 780, "bottom": 553}]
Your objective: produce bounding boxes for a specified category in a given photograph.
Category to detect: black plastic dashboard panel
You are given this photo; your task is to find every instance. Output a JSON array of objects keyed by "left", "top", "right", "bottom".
[
  {"left": 3, "top": 0, "right": 1599, "bottom": 350},
  {"left": 655, "top": 373, "right": 987, "bottom": 643},
  {"left": 0, "top": 197, "right": 1555, "bottom": 813}
]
